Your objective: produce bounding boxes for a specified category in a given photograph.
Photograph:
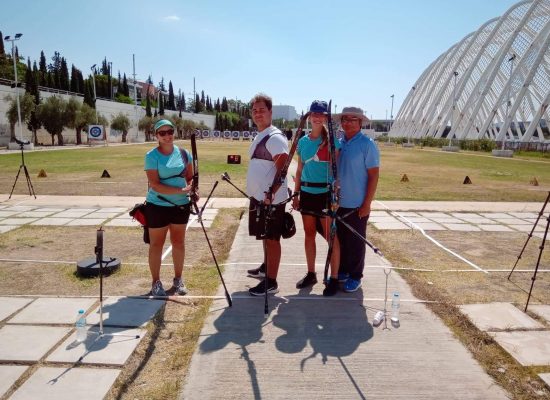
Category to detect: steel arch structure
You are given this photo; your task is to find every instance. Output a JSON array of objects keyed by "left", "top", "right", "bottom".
[{"left": 391, "top": 0, "right": 550, "bottom": 143}]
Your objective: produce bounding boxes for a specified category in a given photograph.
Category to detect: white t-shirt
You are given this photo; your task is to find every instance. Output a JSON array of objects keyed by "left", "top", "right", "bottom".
[{"left": 246, "top": 125, "right": 289, "bottom": 203}]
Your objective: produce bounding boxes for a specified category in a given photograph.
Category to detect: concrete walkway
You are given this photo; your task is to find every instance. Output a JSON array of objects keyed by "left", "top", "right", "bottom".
[{"left": 181, "top": 214, "right": 509, "bottom": 399}]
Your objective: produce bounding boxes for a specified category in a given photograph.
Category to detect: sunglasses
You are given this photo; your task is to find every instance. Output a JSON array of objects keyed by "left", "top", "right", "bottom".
[
  {"left": 157, "top": 129, "right": 174, "bottom": 137},
  {"left": 341, "top": 117, "right": 361, "bottom": 123}
]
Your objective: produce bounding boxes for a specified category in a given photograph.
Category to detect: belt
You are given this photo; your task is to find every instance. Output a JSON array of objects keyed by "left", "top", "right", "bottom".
[{"left": 301, "top": 181, "right": 329, "bottom": 188}]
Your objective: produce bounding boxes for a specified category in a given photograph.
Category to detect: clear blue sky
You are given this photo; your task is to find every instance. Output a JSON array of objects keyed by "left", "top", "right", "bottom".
[{"left": 2, "top": 0, "right": 519, "bottom": 119}]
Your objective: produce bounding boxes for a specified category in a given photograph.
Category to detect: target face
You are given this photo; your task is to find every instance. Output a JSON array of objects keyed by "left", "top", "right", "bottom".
[
  {"left": 88, "top": 125, "right": 103, "bottom": 139},
  {"left": 202, "top": 130, "right": 210, "bottom": 138},
  {"left": 213, "top": 130, "right": 221, "bottom": 138},
  {"left": 223, "top": 130, "right": 231, "bottom": 138},
  {"left": 232, "top": 131, "right": 240, "bottom": 139}
]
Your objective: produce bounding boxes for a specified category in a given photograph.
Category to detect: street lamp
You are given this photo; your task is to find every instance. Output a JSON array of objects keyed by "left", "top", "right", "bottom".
[
  {"left": 450, "top": 71, "right": 459, "bottom": 146},
  {"left": 108, "top": 61, "right": 113, "bottom": 99},
  {"left": 389, "top": 94, "right": 395, "bottom": 132},
  {"left": 90, "top": 64, "right": 98, "bottom": 123},
  {"left": 4, "top": 33, "right": 23, "bottom": 141},
  {"left": 502, "top": 54, "right": 516, "bottom": 151}
]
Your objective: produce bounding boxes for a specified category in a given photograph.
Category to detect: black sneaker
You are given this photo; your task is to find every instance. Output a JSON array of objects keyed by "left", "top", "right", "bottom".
[
  {"left": 296, "top": 272, "right": 318, "bottom": 289},
  {"left": 247, "top": 263, "right": 266, "bottom": 278},
  {"left": 249, "top": 279, "right": 279, "bottom": 296},
  {"left": 323, "top": 278, "right": 339, "bottom": 297}
]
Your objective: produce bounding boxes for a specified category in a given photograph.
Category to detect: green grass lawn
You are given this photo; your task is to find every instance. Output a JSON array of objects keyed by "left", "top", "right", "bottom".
[{"left": 1, "top": 140, "right": 549, "bottom": 201}]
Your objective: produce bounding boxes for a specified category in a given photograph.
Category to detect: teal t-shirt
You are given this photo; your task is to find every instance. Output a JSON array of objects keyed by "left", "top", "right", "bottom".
[
  {"left": 297, "top": 134, "right": 341, "bottom": 194},
  {"left": 144, "top": 147, "right": 192, "bottom": 206}
]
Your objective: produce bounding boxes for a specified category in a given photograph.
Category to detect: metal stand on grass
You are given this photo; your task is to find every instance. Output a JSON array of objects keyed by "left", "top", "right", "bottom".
[
  {"left": 507, "top": 191, "right": 550, "bottom": 311},
  {"left": 9, "top": 139, "right": 36, "bottom": 199}
]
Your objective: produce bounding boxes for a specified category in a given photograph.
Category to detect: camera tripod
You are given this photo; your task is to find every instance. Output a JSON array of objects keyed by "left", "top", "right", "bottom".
[
  {"left": 508, "top": 191, "right": 550, "bottom": 311},
  {"left": 9, "top": 139, "right": 36, "bottom": 199}
]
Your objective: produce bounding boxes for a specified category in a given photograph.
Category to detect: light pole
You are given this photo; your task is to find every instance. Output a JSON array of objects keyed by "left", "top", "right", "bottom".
[
  {"left": 502, "top": 54, "right": 516, "bottom": 150},
  {"left": 389, "top": 94, "right": 395, "bottom": 133},
  {"left": 5, "top": 33, "right": 23, "bottom": 141},
  {"left": 108, "top": 61, "right": 113, "bottom": 99},
  {"left": 90, "top": 64, "right": 99, "bottom": 123},
  {"left": 449, "top": 71, "right": 459, "bottom": 146}
]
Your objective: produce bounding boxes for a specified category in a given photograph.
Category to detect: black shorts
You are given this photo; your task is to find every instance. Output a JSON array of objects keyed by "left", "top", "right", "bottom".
[
  {"left": 145, "top": 202, "right": 191, "bottom": 228},
  {"left": 248, "top": 199, "right": 285, "bottom": 241},
  {"left": 299, "top": 191, "right": 330, "bottom": 216}
]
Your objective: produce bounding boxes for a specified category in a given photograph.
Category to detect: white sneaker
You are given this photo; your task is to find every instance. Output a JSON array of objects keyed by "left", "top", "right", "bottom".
[{"left": 373, "top": 311, "right": 385, "bottom": 327}]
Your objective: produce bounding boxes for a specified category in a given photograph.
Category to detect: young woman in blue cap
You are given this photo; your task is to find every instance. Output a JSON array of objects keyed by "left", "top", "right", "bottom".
[
  {"left": 292, "top": 100, "right": 341, "bottom": 296},
  {"left": 144, "top": 119, "right": 194, "bottom": 296}
]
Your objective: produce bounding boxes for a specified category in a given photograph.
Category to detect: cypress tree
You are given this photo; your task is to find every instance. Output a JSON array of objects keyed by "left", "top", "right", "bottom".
[
  {"left": 168, "top": 81, "right": 175, "bottom": 110},
  {"left": 145, "top": 95, "right": 152, "bottom": 117},
  {"left": 60, "top": 57, "right": 70, "bottom": 91},
  {"left": 122, "top": 73, "right": 129, "bottom": 96},
  {"left": 159, "top": 92, "right": 165, "bottom": 115},
  {"left": 83, "top": 79, "right": 95, "bottom": 108},
  {"left": 117, "top": 71, "right": 122, "bottom": 94},
  {"left": 0, "top": 31, "right": 5, "bottom": 58}
]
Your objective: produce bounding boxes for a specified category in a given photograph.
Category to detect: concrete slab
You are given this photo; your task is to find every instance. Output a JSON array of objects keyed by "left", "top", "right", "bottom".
[
  {"left": 491, "top": 331, "right": 550, "bottom": 366},
  {"left": 477, "top": 224, "right": 514, "bottom": 232},
  {"left": 34, "top": 208, "right": 66, "bottom": 212},
  {"left": 66, "top": 219, "right": 107, "bottom": 226},
  {"left": 369, "top": 211, "right": 390, "bottom": 217},
  {"left": 8, "top": 298, "right": 97, "bottom": 324},
  {"left": 51, "top": 210, "right": 94, "bottom": 218},
  {"left": 96, "top": 207, "right": 128, "bottom": 212},
  {"left": 509, "top": 212, "right": 539, "bottom": 219},
  {"left": 0, "top": 325, "right": 70, "bottom": 361},
  {"left": 459, "top": 302, "right": 544, "bottom": 331},
  {"left": 105, "top": 218, "right": 140, "bottom": 227},
  {"left": 189, "top": 219, "right": 213, "bottom": 228},
  {"left": 419, "top": 212, "right": 450, "bottom": 218},
  {"left": 0, "top": 211, "right": 22, "bottom": 218},
  {"left": 0, "top": 297, "right": 34, "bottom": 322},
  {"left": 30, "top": 218, "right": 73, "bottom": 226},
  {"left": 86, "top": 297, "right": 164, "bottom": 327},
  {"left": 540, "top": 373, "right": 550, "bottom": 389},
  {"left": 10, "top": 366, "right": 120, "bottom": 400},
  {"left": 396, "top": 212, "right": 421, "bottom": 217},
  {"left": 2, "top": 206, "right": 36, "bottom": 212},
  {"left": 16, "top": 211, "right": 56, "bottom": 218},
  {"left": 493, "top": 218, "right": 532, "bottom": 225},
  {"left": 480, "top": 213, "right": 514, "bottom": 219},
  {"left": 371, "top": 221, "right": 411, "bottom": 230},
  {"left": 528, "top": 305, "right": 550, "bottom": 323},
  {"left": 450, "top": 213, "right": 482, "bottom": 221},
  {"left": 47, "top": 327, "right": 145, "bottom": 365},
  {"left": 510, "top": 225, "right": 538, "bottom": 232},
  {"left": 398, "top": 216, "right": 432, "bottom": 223},
  {"left": 0, "top": 218, "right": 38, "bottom": 225},
  {"left": 468, "top": 218, "right": 499, "bottom": 225},
  {"left": 429, "top": 217, "right": 465, "bottom": 224},
  {"left": 442, "top": 223, "right": 481, "bottom": 231},
  {"left": 0, "top": 365, "right": 28, "bottom": 397},
  {"left": 82, "top": 212, "right": 122, "bottom": 219},
  {"left": 369, "top": 216, "right": 399, "bottom": 223},
  {"left": 0, "top": 225, "right": 18, "bottom": 233},
  {"left": 412, "top": 222, "right": 447, "bottom": 231}
]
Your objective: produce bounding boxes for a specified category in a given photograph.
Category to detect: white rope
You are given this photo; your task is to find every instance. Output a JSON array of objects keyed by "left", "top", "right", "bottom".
[{"left": 375, "top": 200, "right": 489, "bottom": 274}]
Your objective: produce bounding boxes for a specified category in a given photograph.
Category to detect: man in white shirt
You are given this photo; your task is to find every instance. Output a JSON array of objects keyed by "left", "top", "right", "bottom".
[{"left": 246, "top": 93, "right": 289, "bottom": 296}]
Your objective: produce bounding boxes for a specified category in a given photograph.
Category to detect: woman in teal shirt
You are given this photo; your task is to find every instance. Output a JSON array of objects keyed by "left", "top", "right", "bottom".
[
  {"left": 144, "top": 119, "right": 193, "bottom": 297},
  {"left": 292, "top": 101, "right": 341, "bottom": 296}
]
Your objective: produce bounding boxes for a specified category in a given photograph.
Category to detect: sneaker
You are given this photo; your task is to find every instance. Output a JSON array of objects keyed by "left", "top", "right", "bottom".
[
  {"left": 373, "top": 311, "right": 385, "bottom": 327},
  {"left": 247, "top": 263, "right": 266, "bottom": 279},
  {"left": 337, "top": 272, "right": 349, "bottom": 283},
  {"left": 296, "top": 272, "right": 318, "bottom": 289},
  {"left": 249, "top": 279, "right": 279, "bottom": 296},
  {"left": 173, "top": 277, "right": 188, "bottom": 296},
  {"left": 343, "top": 278, "right": 362, "bottom": 293},
  {"left": 322, "top": 278, "right": 339, "bottom": 297},
  {"left": 151, "top": 280, "right": 166, "bottom": 296}
]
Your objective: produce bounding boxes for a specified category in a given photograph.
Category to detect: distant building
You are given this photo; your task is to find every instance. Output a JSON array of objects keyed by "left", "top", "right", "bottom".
[{"left": 272, "top": 105, "right": 298, "bottom": 121}]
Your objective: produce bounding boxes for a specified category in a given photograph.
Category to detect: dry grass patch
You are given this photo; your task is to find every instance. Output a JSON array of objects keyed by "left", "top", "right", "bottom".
[{"left": 369, "top": 228, "right": 550, "bottom": 399}]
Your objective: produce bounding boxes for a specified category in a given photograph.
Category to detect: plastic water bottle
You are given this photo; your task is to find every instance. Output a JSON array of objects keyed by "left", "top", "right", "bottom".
[
  {"left": 391, "top": 291, "right": 400, "bottom": 322},
  {"left": 76, "top": 309, "right": 87, "bottom": 342}
]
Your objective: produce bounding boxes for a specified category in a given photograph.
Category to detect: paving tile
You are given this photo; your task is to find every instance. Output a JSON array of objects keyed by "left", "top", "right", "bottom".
[
  {"left": 16, "top": 211, "right": 56, "bottom": 218},
  {"left": 371, "top": 221, "right": 411, "bottom": 230},
  {"left": 8, "top": 298, "right": 97, "bottom": 324},
  {"left": 510, "top": 225, "right": 541, "bottom": 232},
  {"left": 0, "top": 297, "right": 34, "bottom": 322},
  {"left": 2, "top": 206, "right": 36, "bottom": 212},
  {"left": 30, "top": 218, "right": 74, "bottom": 226},
  {"left": 82, "top": 212, "right": 122, "bottom": 219},
  {"left": 460, "top": 302, "right": 543, "bottom": 331},
  {"left": 98, "top": 207, "right": 128, "bottom": 212},
  {"left": 34, "top": 208, "right": 65, "bottom": 213},
  {"left": 188, "top": 219, "right": 213, "bottom": 228},
  {"left": 0, "top": 365, "right": 28, "bottom": 397},
  {"left": 0, "top": 226, "right": 18, "bottom": 233},
  {"left": 398, "top": 216, "right": 432, "bottom": 223},
  {"left": 0, "top": 211, "right": 21, "bottom": 218},
  {"left": 529, "top": 305, "right": 550, "bottom": 324},
  {"left": 367, "top": 216, "right": 399, "bottom": 223},
  {"left": 0, "top": 218, "right": 38, "bottom": 225},
  {"left": 491, "top": 331, "right": 550, "bottom": 366},
  {"left": 480, "top": 212, "right": 514, "bottom": 219},
  {"left": 429, "top": 217, "right": 464, "bottom": 224},
  {"left": 442, "top": 223, "right": 481, "bottom": 231},
  {"left": 477, "top": 224, "right": 514, "bottom": 232},
  {"left": 47, "top": 327, "right": 145, "bottom": 365},
  {"left": 51, "top": 210, "right": 94, "bottom": 218},
  {"left": 509, "top": 212, "right": 539, "bottom": 219},
  {"left": 86, "top": 297, "right": 165, "bottom": 327},
  {"left": 0, "top": 325, "right": 70, "bottom": 362},
  {"left": 450, "top": 213, "right": 482, "bottom": 221},
  {"left": 411, "top": 222, "right": 447, "bottom": 231},
  {"left": 419, "top": 212, "right": 450, "bottom": 218},
  {"left": 396, "top": 212, "right": 420, "bottom": 217},
  {"left": 10, "top": 366, "right": 120, "bottom": 400},
  {"left": 467, "top": 218, "right": 499, "bottom": 224},
  {"left": 66, "top": 219, "right": 108, "bottom": 226},
  {"left": 493, "top": 218, "right": 532, "bottom": 225},
  {"left": 369, "top": 211, "right": 390, "bottom": 217},
  {"left": 105, "top": 218, "right": 140, "bottom": 227},
  {"left": 540, "top": 373, "right": 550, "bottom": 389}
]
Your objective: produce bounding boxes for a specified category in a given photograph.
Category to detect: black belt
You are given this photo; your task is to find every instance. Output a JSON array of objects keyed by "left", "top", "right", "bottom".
[{"left": 301, "top": 181, "right": 329, "bottom": 188}]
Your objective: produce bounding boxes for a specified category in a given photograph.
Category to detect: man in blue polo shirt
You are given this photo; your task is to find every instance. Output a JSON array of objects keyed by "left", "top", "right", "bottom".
[{"left": 336, "top": 107, "right": 380, "bottom": 292}]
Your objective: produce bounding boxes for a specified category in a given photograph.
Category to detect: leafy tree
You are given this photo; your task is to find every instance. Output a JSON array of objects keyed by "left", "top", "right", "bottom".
[
  {"left": 168, "top": 81, "right": 175, "bottom": 110},
  {"left": 74, "top": 103, "right": 96, "bottom": 145},
  {"left": 4, "top": 93, "right": 35, "bottom": 143},
  {"left": 64, "top": 97, "right": 81, "bottom": 141},
  {"left": 138, "top": 115, "right": 154, "bottom": 141},
  {"left": 38, "top": 96, "right": 68, "bottom": 145},
  {"left": 111, "top": 113, "right": 131, "bottom": 142},
  {"left": 181, "top": 119, "right": 199, "bottom": 139},
  {"left": 169, "top": 115, "right": 184, "bottom": 138}
]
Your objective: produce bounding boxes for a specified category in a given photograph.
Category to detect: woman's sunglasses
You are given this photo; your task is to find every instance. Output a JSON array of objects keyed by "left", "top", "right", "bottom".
[{"left": 157, "top": 129, "right": 174, "bottom": 137}]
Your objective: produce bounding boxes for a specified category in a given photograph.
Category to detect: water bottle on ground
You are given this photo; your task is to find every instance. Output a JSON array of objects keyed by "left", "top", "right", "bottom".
[
  {"left": 76, "top": 309, "right": 87, "bottom": 342},
  {"left": 391, "top": 291, "right": 400, "bottom": 322}
]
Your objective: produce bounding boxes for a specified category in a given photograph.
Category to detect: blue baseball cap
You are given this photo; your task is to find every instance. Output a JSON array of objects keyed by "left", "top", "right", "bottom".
[
  {"left": 154, "top": 119, "right": 175, "bottom": 132},
  {"left": 309, "top": 100, "right": 328, "bottom": 114}
]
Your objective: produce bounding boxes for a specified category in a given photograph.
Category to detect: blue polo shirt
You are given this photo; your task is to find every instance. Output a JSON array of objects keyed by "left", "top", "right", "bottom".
[{"left": 338, "top": 132, "right": 380, "bottom": 208}]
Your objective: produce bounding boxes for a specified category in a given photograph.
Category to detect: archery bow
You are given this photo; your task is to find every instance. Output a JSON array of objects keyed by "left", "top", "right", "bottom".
[
  {"left": 190, "top": 133, "right": 232, "bottom": 307},
  {"left": 323, "top": 100, "right": 339, "bottom": 285}
]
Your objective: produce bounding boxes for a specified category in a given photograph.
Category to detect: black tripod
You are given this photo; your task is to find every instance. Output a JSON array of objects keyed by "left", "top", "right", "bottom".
[
  {"left": 9, "top": 139, "right": 36, "bottom": 199},
  {"left": 508, "top": 191, "right": 550, "bottom": 311}
]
